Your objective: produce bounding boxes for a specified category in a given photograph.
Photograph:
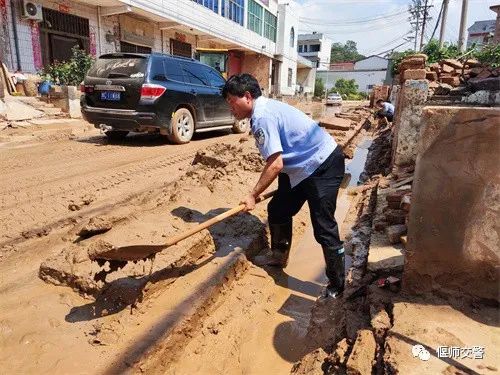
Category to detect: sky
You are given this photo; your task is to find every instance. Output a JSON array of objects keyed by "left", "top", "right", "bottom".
[{"left": 295, "top": 0, "right": 498, "bottom": 56}]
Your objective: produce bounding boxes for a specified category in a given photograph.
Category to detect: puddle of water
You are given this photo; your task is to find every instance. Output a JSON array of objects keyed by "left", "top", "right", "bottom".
[
  {"left": 346, "top": 138, "right": 372, "bottom": 186},
  {"left": 311, "top": 104, "right": 342, "bottom": 121}
]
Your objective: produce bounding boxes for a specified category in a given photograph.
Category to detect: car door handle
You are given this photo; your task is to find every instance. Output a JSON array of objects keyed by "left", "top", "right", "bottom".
[{"left": 190, "top": 90, "right": 197, "bottom": 96}]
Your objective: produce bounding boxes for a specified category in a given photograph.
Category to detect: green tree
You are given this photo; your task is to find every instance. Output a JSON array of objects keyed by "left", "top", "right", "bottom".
[
  {"left": 422, "top": 39, "right": 460, "bottom": 63},
  {"left": 334, "top": 78, "right": 358, "bottom": 98},
  {"left": 314, "top": 78, "right": 325, "bottom": 97},
  {"left": 330, "top": 40, "right": 365, "bottom": 63}
]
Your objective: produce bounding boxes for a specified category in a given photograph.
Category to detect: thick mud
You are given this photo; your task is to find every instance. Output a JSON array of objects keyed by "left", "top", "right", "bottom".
[{"left": 1, "top": 105, "right": 382, "bottom": 374}]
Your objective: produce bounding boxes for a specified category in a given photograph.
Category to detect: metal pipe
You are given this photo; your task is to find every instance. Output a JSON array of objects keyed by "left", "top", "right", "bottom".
[{"left": 10, "top": 0, "right": 21, "bottom": 71}]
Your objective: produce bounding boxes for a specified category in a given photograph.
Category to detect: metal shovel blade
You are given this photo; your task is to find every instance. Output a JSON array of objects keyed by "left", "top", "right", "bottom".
[{"left": 90, "top": 244, "right": 167, "bottom": 262}]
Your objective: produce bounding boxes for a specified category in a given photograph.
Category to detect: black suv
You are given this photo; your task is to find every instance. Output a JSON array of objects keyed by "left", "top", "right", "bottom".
[{"left": 81, "top": 52, "right": 248, "bottom": 144}]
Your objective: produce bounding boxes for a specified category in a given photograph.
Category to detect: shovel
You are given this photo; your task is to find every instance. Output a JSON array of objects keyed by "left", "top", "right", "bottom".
[{"left": 90, "top": 190, "right": 276, "bottom": 262}]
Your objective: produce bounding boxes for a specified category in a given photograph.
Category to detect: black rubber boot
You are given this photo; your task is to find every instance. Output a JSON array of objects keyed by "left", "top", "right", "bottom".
[
  {"left": 321, "top": 247, "right": 345, "bottom": 299},
  {"left": 254, "top": 221, "right": 293, "bottom": 268}
]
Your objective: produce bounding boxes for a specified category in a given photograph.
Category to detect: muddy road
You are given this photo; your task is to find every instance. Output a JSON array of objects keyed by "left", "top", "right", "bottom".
[{"left": 0, "top": 106, "right": 370, "bottom": 374}]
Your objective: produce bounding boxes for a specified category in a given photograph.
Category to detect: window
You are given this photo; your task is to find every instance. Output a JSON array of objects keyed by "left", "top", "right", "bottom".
[
  {"left": 164, "top": 59, "right": 185, "bottom": 82},
  {"left": 205, "top": 68, "right": 226, "bottom": 87},
  {"left": 87, "top": 56, "right": 148, "bottom": 78},
  {"left": 298, "top": 45, "right": 303, "bottom": 53},
  {"left": 367, "top": 84, "right": 374, "bottom": 90},
  {"left": 192, "top": 0, "right": 218, "bottom": 13},
  {"left": 170, "top": 39, "right": 192, "bottom": 58},
  {"left": 120, "top": 41, "right": 152, "bottom": 54},
  {"left": 221, "top": 0, "right": 244, "bottom": 26},
  {"left": 182, "top": 62, "right": 209, "bottom": 86},
  {"left": 150, "top": 57, "right": 167, "bottom": 81},
  {"left": 287, "top": 68, "right": 292, "bottom": 87},
  {"left": 248, "top": 0, "right": 263, "bottom": 35},
  {"left": 290, "top": 27, "right": 295, "bottom": 48},
  {"left": 310, "top": 44, "right": 320, "bottom": 52},
  {"left": 263, "top": 10, "right": 277, "bottom": 42}
]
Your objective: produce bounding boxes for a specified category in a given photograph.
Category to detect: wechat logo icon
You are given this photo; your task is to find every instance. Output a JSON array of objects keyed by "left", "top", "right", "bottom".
[{"left": 412, "top": 344, "right": 431, "bottom": 361}]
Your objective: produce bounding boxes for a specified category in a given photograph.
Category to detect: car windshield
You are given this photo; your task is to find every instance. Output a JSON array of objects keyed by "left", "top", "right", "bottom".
[{"left": 87, "top": 56, "right": 148, "bottom": 79}]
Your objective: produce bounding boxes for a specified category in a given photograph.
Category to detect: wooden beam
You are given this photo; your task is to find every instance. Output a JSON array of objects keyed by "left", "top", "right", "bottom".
[{"left": 100, "top": 6, "right": 132, "bottom": 17}]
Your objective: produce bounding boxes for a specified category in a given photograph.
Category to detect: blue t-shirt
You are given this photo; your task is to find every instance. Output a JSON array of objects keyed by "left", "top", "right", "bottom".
[{"left": 251, "top": 96, "right": 337, "bottom": 188}]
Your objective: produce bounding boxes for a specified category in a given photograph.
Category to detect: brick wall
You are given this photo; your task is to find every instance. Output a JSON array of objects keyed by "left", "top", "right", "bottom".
[{"left": 241, "top": 53, "right": 271, "bottom": 94}]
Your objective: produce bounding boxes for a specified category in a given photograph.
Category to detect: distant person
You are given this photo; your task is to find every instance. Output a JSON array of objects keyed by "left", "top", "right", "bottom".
[
  {"left": 214, "top": 62, "right": 222, "bottom": 73},
  {"left": 375, "top": 99, "right": 394, "bottom": 122},
  {"left": 222, "top": 73, "right": 346, "bottom": 299}
]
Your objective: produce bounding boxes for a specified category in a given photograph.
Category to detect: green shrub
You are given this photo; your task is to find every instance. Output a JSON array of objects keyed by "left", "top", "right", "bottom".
[
  {"left": 39, "top": 46, "right": 94, "bottom": 86},
  {"left": 474, "top": 43, "right": 500, "bottom": 68},
  {"left": 314, "top": 78, "right": 325, "bottom": 98}
]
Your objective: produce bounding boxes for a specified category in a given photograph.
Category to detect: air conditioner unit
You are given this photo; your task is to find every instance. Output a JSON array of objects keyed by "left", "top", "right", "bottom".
[{"left": 21, "top": 1, "right": 43, "bottom": 21}]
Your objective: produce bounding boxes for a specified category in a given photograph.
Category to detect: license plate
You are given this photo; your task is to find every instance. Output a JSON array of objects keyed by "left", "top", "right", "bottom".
[{"left": 100, "top": 91, "right": 121, "bottom": 101}]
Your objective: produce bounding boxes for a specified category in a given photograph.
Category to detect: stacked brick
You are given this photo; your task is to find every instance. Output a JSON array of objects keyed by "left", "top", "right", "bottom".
[
  {"left": 397, "top": 54, "right": 500, "bottom": 91},
  {"left": 369, "top": 85, "right": 391, "bottom": 108}
]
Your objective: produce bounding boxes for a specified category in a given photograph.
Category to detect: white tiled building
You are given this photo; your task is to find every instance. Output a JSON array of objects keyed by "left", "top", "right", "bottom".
[
  {"left": 297, "top": 32, "right": 332, "bottom": 71},
  {"left": 0, "top": 0, "right": 312, "bottom": 96}
]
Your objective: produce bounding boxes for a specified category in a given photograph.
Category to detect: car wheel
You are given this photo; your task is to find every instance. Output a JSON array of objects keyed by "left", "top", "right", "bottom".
[
  {"left": 105, "top": 130, "right": 129, "bottom": 140},
  {"left": 232, "top": 118, "right": 250, "bottom": 134},
  {"left": 169, "top": 108, "right": 194, "bottom": 144}
]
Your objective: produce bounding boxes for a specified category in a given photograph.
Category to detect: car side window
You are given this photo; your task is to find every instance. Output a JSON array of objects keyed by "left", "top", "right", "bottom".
[
  {"left": 164, "top": 59, "right": 185, "bottom": 82},
  {"left": 182, "top": 62, "right": 209, "bottom": 86},
  {"left": 150, "top": 57, "right": 167, "bottom": 81},
  {"left": 204, "top": 67, "right": 225, "bottom": 87}
]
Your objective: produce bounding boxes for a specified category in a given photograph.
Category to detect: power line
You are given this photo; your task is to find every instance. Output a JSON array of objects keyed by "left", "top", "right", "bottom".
[{"left": 299, "top": 9, "right": 408, "bottom": 26}]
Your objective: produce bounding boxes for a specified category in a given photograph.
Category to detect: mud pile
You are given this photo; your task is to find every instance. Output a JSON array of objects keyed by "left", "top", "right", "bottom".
[{"left": 39, "top": 142, "right": 266, "bottom": 300}]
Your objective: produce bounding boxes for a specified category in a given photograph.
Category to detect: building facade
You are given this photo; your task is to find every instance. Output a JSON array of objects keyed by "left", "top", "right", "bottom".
[
  {"left": 317, "top": 55, "right": 390, "bottom": 94},
  {"left": 297, "top": 32, "right": 331, "bottom": 70},
  {"left": 0, "top": 0, "right": 310, "bottom": 96},
  {"left": 467, "top": 19, "right": 496, "bottom": 49}
]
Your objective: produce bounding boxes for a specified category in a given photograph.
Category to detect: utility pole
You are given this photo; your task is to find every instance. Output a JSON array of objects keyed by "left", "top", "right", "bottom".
[
  {"left": 419, "top": 0, "right": 429, "bottom": 50},
  {"left": 439, "top": 0, "right": 449, "bottom": 48},
  {"left": 414, "top": 9, "right": 420, "bottom": 51},
  {"left": 458, "top": 0, "right": 469, "bottom": 52}
]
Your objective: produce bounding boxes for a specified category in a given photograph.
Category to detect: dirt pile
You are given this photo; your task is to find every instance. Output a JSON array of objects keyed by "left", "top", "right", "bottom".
[{"left": 38, "top": 142, "right": 267, "bottom": 298}]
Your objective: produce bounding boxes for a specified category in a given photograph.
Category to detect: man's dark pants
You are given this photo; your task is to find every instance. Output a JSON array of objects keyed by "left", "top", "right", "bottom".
[{"left": 267, "top": 145, "right": 345, "bottom": 289}]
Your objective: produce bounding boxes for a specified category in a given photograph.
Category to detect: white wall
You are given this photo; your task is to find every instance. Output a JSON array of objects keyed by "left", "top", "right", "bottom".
[
  {"left": 277, "top": 0, "right": 299, "bottom": 95},
  {"left": 317, "top": 36, "right": 331, "bottom": 71},
  {"left": 317, "top": 69, "right": 387, "bottom": 93},
  {"left": 354, "top": 56, "right": 388, "bottom": 70},
  {"left": 124, "top": 0, "right": 277, "bottom": 57}
]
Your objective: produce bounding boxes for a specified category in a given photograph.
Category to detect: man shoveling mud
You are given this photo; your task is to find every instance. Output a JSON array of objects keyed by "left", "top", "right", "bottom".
[{"left": 223, "top": 73, "right": 345, "bottom": 299}]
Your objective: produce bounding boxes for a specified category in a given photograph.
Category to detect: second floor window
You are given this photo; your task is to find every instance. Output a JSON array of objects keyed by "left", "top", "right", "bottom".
[
  {"left": 222, "top": 0, "right": 244, "bottom": 26},
  {"left": 290, "top": 27, "right": 295, "bottom": 48},
  {"left": 263, "top": 9, "right": 277, "bottom": 42},
  {"left": 248, "top": 0, "right": 263, "bottom": 35},
  {"left": 192, "top": 0, "right": 218, "bottom": 13}
]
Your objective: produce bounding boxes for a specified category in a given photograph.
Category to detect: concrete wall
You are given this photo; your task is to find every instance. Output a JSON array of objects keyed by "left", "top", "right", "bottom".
[
  {"left": 391, "top": 79, "right": 428, "bottom": 170},
  {"left": 296, "top": 67, "right": 315, "bottom": 94},
  {"left": 404, "top": 106, "right": 500, "bottom": 302},
  {"left": 316, "top": 69, "right": 388, "bottom": 93}
]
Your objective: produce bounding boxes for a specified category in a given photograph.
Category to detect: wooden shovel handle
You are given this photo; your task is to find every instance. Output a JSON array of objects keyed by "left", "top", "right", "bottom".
[{"left": 164, "top": 190, "right": 276, "bottom": 247}]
